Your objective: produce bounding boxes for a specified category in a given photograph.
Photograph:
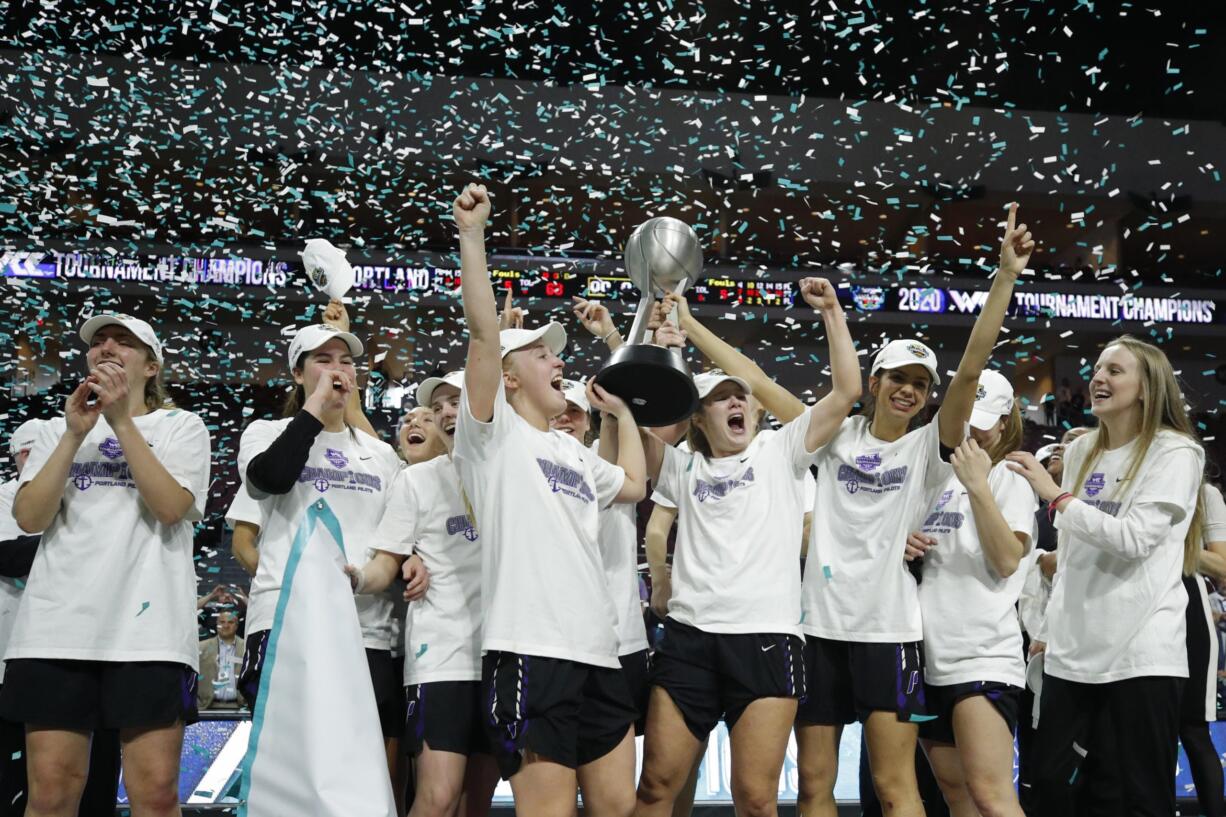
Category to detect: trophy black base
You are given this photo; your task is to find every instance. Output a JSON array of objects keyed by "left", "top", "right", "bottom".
[{"left": 594, "top": 344, "right": 700, "bottom": 427}]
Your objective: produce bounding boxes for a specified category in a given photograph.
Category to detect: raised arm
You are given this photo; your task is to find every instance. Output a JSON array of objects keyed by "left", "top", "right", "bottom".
[
  {"left": 320, "top": 299, "right": 379, "bottom": 439},
  {"left": 587, "top": 381, "right": 647, "bottom": 503},
  {"left": 937, "top": 203, "right": 1033, "bottom": 449},
  {"left": 664, "top": 292, "right": 806, "bottom": 423},
  {"left": 795, "top": 277, "right": 861, "bottom": 452},
  {"left": 455, "top": 183, "right": 501, "bottom": 422}
]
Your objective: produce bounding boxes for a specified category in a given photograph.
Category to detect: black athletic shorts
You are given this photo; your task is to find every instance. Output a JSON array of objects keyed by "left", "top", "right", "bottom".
[
  {"left": 651, "top": 618, "right": 805, "bottom": 740},
  {"left": 404, "top": 680, "right": 491, "bottom": 757},
  {"left": 918, "top": 680, "right": 1021, "bottom": 744},
  {"left": 796, "top": 636, "right": 929, "bottom": 725},
  {"left": 237, "top": 629, "right": 270, "bottom": 708},
  {"left": 619, "top": 649, "right": 651, "bottom": 736},
  {"left": 0, "top": 658, "right": 198, "bottom": 730},
  {"left": 482, "top": 651, "right": 637, "bottom": 780},
  {"left": 367, "top": 649, "right": 404, "bottom": 739}
]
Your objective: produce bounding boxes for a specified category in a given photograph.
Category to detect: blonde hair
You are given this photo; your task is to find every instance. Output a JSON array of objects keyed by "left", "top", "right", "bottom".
[
  {"left": 142, "top": 351, "right": 174, "bottom": 411},
  {"left": 1066, "top": 336, "right": 1205, "bottom": 575},
  {"left": 985, "top": 401, "right": 1024, "bottom": 465}
]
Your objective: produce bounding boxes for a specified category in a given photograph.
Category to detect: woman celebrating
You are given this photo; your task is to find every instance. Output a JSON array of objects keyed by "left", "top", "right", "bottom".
[
  {"left": 234, "top": 312, "right": 410, "bottom": 742},
  {"left": 3, "top": 313, "right": 211, "bottom": 817},
  {"left": 905, "top": 369, "right": 1037, "bottom": 817},
  {"left": 452, "top": 182, "right": 649, "bottom": 817},
  {"left": 635, "top": 277, "right": 861, "bottom": 817},
  {"left": 1008, "top": 335, "right": 1206, "bottom": 817},
  {"left": 791, "top": 207, "right": 1032, "bottom": 817},
  {"left": 349, "top": 369, "right": 498, "bottom": 817}
]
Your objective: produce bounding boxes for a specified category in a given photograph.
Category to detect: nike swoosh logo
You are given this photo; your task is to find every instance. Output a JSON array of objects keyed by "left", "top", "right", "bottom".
[
  {"left": 360, "top": 456, "right": 373, "bottom": 461},
  {"left": 761, "top": 643, "right": 776, "bottom": 652}
]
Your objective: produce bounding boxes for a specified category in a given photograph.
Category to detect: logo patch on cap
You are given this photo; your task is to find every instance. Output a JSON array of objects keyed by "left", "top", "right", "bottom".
[
  {"left": 906, "top": 342, "right": 929, "bottom": 359},
  {"left": 976, "top": 385, "right": 987, "bottom": 401}
]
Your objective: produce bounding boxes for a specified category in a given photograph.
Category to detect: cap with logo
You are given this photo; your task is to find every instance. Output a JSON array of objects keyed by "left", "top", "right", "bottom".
[
  {"left": 693, "top": 370, "right": 752, "bottom": 401},
  {"left": 79, "top": 314, "right": 164, "bottom": 364},
  {"left": 870, "top": 339, "right": 941, "bottom": 386},
  {"left": 499, "top": 323, "right": 567, "bottom": 359},
  {"left": 9, "top": 418, "right": 47, "bottom": 457},
  {"left": 1035, "top": 443, "right": 1059, "bottom": 464},
  {"left": 286, "top": 324, "right": 364, "bottom": 369},
  {"left": 969, "top": 369, "right": 1016, "bottom": 431},
  {"left": 416, "top": 370, "right": 465, "bottom": 410},
  {"left": 560, "top": 379, "right": 591, "bottom": 414}
]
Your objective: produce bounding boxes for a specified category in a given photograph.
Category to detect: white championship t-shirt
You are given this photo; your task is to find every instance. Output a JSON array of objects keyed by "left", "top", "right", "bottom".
[
  {"left": 454, "top": 380, "right": 626, "bottom": 670},
  {"left": 0, "top": 480, "right": 30, "bottom": 683},
  {"left": 374, "top": 455, "right": 483, "bottom": 684},
  {"left": 919, "top": 462, "right": 1038, "bottom": 687},
  {"left": 802, "top": 414, "right": 952, "bottom": 643},
  {"left": 654, "top": 419, "right": 818, "bottom": 637},
  {"left": 591, "top": 437, "right": 649, "bottom": 656},
  {"left": 1045, "top": 430, "right": 1204, "bottom": 683},
  {"left": 238, "top": 419, "right": 401, "bottom": 650},
  {"left": 6, "top": 410, "right": 211, "bottom": 669}
]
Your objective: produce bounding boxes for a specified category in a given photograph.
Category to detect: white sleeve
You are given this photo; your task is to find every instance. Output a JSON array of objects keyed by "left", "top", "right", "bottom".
[
  {"left": 588, "top": 450, "right": 627, "bottom": 510},
  {"left": 919, "top": 416, "right": 954, "bottom": 493},
  {"left": 1203, "top": 484, "right": 1226, "bottom": 544},
  {"left": 236, "top": 421, "right": 280, "bottom": 485},
  {"left": 777, "top": 412, "right": 821, "bottom": 480},
  {"left": 374, "top": 468, "right": 423, "bottom": 557},
  {"left": 16, "top": 419, "right": 64, "bottom": 488},
  {"left": 654, "top": 444, "right": 689, "bottom": 507},
  {"left": 455, "top": 381, "right": 509, "bottom": 463},
  {"left": 225, "top": 483, "right": 264, "bottom": 528},
  {"left": 163, "top": 412, "right": 212, "bottom": 522},
  {"left": 1056, "top": 446, "right": 1203, "bottom": 561}
]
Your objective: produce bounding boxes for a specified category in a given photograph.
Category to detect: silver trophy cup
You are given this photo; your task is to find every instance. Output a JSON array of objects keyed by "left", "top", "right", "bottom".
[{"left": 594, "top": 217, "right": 702, "bottom": 425}]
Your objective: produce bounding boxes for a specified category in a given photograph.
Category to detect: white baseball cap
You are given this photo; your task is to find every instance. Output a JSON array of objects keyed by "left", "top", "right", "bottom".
[
  {"left": 79, "top": 313, "right": 164, "bottom": 364},
  {"left": 1035, "top": 443, "right": 1059, "bottom": 463},
  {"left": 287, "top": 324, "right": 363, "bottom": 369},
  {"left": 970, "top": 369, "right": 1016, "bottom": 431},
  {"left": 300, "top": 238, "right": 356, "bottom": 300},
  {"left": 560, "top": 379, "right": 591, "bottom": 414},
  {"left": 9, "top": 418, "right": 46, "bottom": 457},
  {"left": 694, "top": 370, "right": 752, "bottom": 401},
  {"left": 870, "top": 339, "right": 941, "bottom": 386},
  {"left": 499, "top": 323, "right": 566, "bottom": 359},
  {"left": 416, "top": 370, "right": 465, "bottom": 410}
]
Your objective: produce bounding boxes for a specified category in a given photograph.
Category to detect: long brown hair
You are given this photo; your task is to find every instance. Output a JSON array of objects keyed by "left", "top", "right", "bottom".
[
  {"left": 142, "top": 351, "right": 174, "bottom": 411},
  {"left": 1067, "top": 336, "right": 1205, "bottom": 575}
]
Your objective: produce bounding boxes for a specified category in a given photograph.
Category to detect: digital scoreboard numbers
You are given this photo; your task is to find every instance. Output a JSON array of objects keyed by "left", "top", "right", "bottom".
[{"left": 693, "top": 277, "right": 794, "bottom": 307}]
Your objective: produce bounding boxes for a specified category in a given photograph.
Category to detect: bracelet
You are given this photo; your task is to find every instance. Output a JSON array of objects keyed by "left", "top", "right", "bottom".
[
  {"left": 602, "top": 328, "right": 618, "bottom": 344},
  {"left": 1047, "top": 492, "right": 1074, "bottom": 522}
]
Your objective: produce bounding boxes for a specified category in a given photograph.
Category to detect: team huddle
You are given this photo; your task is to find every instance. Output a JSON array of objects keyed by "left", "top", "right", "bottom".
[{"left": 1, "top": 183, "right": 1221, "bottom": 817}]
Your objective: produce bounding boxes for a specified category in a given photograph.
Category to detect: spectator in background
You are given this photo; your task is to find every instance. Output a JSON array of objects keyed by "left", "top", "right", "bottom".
[{"left": 198, "top": 612, "right": 246, "bottom": 711}]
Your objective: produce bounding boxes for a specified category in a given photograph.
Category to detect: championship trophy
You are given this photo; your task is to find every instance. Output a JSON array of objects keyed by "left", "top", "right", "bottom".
[{"left": 594, "top": 217, "right": 702, "bottom": 426}]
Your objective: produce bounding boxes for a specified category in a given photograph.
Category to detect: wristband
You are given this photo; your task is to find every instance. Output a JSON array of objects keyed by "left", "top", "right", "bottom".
[
  {"left": 1047, "top": 492, "right": 1074, "bottom": 522},
  {"left": 602, "top": 328, "right": 618, "bottom": 344}
]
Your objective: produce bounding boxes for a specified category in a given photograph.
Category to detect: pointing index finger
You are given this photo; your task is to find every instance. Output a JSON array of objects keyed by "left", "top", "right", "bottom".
[{"left": 1006, "top": 202, "right": 1017, "bottom": 234}]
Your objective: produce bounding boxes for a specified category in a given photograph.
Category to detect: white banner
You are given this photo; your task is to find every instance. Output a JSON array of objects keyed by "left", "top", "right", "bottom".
[{"left": 239, "top": 499, "right": 396, "bottom": 817}]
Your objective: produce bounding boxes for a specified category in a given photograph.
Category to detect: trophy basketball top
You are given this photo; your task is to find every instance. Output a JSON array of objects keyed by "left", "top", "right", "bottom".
[{"left": 624, "top": 217, "right": 703, "bottom": 295}]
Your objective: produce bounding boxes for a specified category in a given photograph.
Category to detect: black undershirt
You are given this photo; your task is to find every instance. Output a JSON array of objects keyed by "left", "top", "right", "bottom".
[{"left": 244, "top": 411, "right": 325, "bottom": 495}]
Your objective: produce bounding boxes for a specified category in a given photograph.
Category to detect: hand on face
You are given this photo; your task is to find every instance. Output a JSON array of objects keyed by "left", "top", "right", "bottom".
[{"left": 88, "top": 360, "right": 133, "bottom": 425}]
